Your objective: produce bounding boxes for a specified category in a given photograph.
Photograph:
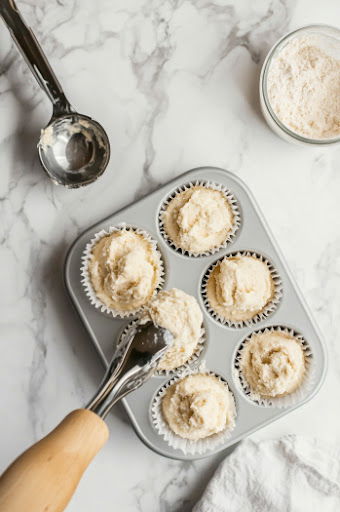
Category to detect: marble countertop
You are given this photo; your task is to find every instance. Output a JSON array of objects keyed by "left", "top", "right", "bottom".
[{"left": 1, "top": 0, "right": 339, "bottom": 510}]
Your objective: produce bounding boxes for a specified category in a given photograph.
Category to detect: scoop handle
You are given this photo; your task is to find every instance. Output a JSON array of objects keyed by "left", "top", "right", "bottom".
[
  {"left": 0, "top": 409, "right": 109, "bottom": 512},
  {"left": 0, "top": 0, "right": 71, "bottom": 114}
]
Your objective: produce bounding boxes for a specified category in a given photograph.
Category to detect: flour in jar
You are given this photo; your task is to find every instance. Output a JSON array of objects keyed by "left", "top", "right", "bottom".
[{"left": 267, "top": 33, "right": 340, "bottom": 139}]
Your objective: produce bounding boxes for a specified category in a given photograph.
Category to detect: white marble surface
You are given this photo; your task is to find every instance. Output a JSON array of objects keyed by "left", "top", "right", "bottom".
[{"left": 1, "top": 0, "right": 340, "bottom": 510}]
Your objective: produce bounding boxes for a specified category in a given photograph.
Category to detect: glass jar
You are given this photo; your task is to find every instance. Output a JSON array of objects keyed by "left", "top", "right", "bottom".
[{"left": 259, "top": 24, "right": 340, "bottom": 146}]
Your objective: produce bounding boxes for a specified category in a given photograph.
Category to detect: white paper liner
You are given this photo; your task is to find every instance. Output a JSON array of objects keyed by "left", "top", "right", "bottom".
[
  {"left": 117, "top": 318, "right": 206, "bottom": 377},
  {"left": 201, "top": 251, "right": 283, "bottom": 328},
  {"left": 80, "top": 224, "right": 165, "bottom": 318},
  {"left": 158, "top": 180, "right": 241, "bottom": 257},
  {"left": 233, "top": 326, "right": 315, "bottom": 408},
  {"left": 151, "top": 364, "right": 237, "bottom": 455}
]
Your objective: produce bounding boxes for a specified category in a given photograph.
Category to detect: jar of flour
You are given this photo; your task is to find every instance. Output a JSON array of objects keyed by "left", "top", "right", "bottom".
[{"left": 260, "top": 25, "right": 340, "bottom": 146}]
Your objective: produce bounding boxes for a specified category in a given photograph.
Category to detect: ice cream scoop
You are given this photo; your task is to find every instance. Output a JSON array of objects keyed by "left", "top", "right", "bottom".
[
  {"left": 0, "top": 0, "right": 110, "bottom": 188},
  {"left": 0, "top": 322, "right": 173, "bottom": 512}
]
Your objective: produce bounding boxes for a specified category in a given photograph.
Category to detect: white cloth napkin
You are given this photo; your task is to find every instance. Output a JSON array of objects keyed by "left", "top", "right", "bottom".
[{"left": 193, "top": 436, "right": 340, "bottom": 512}]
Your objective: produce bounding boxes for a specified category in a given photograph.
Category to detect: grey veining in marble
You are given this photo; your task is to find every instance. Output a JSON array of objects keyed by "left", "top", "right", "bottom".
[{"left": 1, "top": 1, "right": 339, "bottom": 511}]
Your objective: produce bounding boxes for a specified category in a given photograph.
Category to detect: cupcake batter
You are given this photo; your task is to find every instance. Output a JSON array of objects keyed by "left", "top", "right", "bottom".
[
  {"left": 240, "top": 330, "right": 306, "bottom": 398},
  {"left": 141, "top": 288, "right": 203, "bottom": 371},
  {"left": 207, "top": 255, "right": 274, "bottom": 322},
  {"left": 162, "top": 374, "right": 235, "bottom": 440},
  {"left": 89, "top": 230, "right": 161, "bottom": 312},
  {"left": 163, "top": 186, "right": 234, "bottom": 254}
]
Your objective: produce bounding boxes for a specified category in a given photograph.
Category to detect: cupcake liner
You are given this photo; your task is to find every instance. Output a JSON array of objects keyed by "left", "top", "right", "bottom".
[
  {"left": 151, "top": 364, "right": 237, "bottom": 455},
  {"left": 201, "top": 251, "right": 283, "bottom": 328},
  {"left": 80, "top": 224, "right": 165, "bottom": 318},
  {"left": 233, "top": 326, "right": 315, "bottom": 408},
  {"left": 158, "top": 180, "right": 241, "bottom": 257},
  {"left": 117, "top": 318, "right": 207, "bottom": 377}
]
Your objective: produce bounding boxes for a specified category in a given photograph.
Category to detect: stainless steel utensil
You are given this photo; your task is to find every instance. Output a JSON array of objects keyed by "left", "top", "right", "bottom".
[
  {"left": 87, "top": 321, "right": 173, "bottom": 418},
  {"left": 0, "top": 322, "right": 173, "bottom": 512},
  {"left": 0, "top": 0, "right": 110, "bottom": 188}
]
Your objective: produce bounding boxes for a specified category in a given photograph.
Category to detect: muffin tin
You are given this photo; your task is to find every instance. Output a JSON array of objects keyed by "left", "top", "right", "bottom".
[{"left": 64, "top": 167, "right": 327, "bottom": 461}]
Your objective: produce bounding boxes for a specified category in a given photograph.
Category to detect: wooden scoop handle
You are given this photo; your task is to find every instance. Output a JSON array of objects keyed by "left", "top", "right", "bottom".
[{"left": 0, "top": 409, "right": 109, "bottom": 512}]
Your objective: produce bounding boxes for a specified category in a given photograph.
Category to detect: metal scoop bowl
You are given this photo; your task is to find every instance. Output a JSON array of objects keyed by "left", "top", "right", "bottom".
[
  {"left": 38, "top": 113, "right": 110, "bottom": 188},
  {"left": 0, "top": 322, "right": 173, "bottom": 511},
  {"left": 0, "top": 0, "right": 110, "bottom": 188},
  {"left": 87, "top": 321, "right": 173, "bottom": 418}
]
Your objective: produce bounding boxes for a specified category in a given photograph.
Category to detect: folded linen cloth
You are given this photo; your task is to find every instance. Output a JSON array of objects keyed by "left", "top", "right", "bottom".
[{"left": 193, "top": 436, "right": 340, "bottom": 512}]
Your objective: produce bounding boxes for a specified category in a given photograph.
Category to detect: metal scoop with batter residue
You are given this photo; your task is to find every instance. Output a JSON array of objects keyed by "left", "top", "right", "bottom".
[{"left": 0, "top": 0, "right": 110, "bottom": 188}]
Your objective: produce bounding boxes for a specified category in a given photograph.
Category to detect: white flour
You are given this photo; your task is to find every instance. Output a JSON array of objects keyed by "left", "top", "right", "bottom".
[{"left": 267, "top": 34, "right": 340, "bottom": 139}]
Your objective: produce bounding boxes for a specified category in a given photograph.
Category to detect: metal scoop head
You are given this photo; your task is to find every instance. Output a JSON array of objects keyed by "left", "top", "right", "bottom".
[
  {"left": 86, "top": 322, "right": 173, "bottom": 419},
  {"left": 0, "top": 0, "right": 110, "bottom": 188},
  {"left": 38, "top": 114, "right": 110, "bottom": 188}
]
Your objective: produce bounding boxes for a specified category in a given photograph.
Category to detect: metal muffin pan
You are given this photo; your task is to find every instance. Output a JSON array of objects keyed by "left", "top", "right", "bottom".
[{"left": 64, "top": 167, "right": 327, "bottom": 461}]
